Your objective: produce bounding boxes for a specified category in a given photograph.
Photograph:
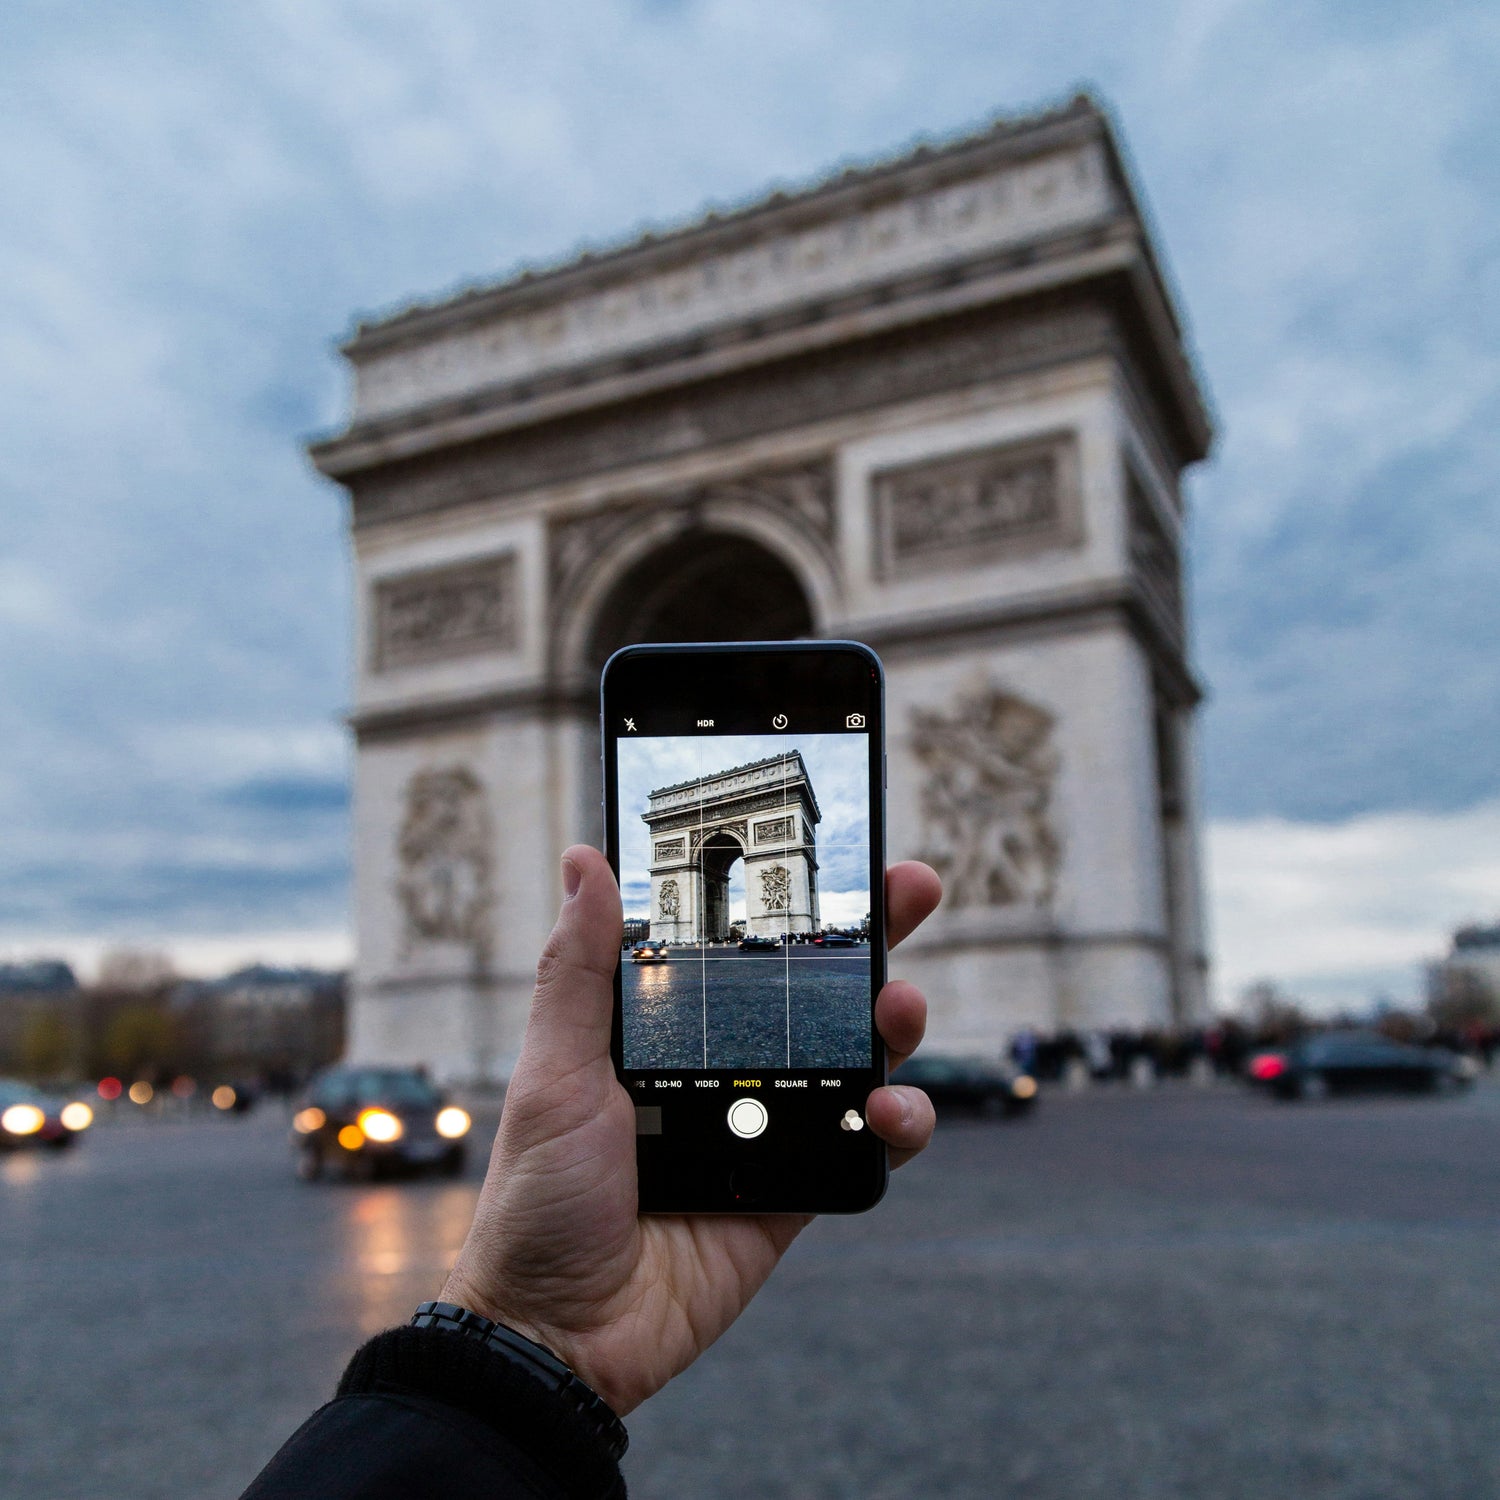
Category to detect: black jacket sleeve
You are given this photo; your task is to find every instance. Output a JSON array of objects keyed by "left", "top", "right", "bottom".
[{"left": 239, "top": 1325, "right": 627, "bottom": 1500}]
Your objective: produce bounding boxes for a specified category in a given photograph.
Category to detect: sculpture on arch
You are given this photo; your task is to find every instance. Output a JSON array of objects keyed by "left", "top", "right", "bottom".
[
  {"left": 395, "top": 765, "right": 494, "bottom": 962},
  {"left": 760, "top": 865, "right": 792, "bottom": 913},
  {"left": 911, "top": 685, "right": 1061, "bottom": 909}
]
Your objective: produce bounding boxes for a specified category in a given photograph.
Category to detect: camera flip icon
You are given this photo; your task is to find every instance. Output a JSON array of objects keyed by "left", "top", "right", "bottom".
[{"left": 845, "top": 713, "right": 865, "bottom": 729}]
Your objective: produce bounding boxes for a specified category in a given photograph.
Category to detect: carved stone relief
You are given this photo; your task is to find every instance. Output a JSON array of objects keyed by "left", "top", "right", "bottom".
[
  {"left": 690, "top": 822, "right": 747, "bottom": 852},
  {"left": 657, "top": 879, "right": 681, "bottom": 919},
  {"left": 349, "top": 303, "right": 1113, "bottom": 527},
  {"left": 759, "top": 865, "right": 792, "bottom": 912},
  {"left": 872, "top": 433, "right": 1081, "bottom": 578},
  {"left": 910, "top": 685, "right": 1061, "bottom": 908},
  {"left": 754, "top": 816, "right": 795, "bottom": 844},
  {"left": 654, "top": 838, "right": 686, "bottom": 860},
  {"left": 396, "top": 766, "right": 494, "bottom": 962},
  {"left": 373, "top": 553, "right": 518, "bottom": 670},
  {"left": 547, "top": 458, "right": 835, "bottom": 627}
]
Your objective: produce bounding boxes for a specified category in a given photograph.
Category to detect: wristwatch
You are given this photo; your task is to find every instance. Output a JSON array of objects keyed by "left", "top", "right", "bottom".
[{"left": 409, "top": 1300, "right": 628, "bottom": 1462}]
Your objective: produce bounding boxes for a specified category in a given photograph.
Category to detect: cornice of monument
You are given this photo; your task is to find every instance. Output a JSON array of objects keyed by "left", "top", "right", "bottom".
[
  {"left": 343, "top": 95, "right": 1107, "bottom": 351},
  {"left": 346, "top": 576, "right": 1203, "bottom": 745},
  {"left": 309, "top": 94, "right": 1212, "bottom": 487}
]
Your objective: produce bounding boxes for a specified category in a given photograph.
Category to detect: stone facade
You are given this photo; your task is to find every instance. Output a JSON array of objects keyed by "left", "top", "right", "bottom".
[{"left": 310, "top": 94, "right": 1214, "bottom": 1081}]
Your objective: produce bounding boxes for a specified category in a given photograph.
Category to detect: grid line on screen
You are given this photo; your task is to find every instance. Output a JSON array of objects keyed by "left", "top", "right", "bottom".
[
  {"left": 782, "top": 752, "right": 792, "bottom": 1068},
  {"left": 698, "top": 738, "right": 707, "bottom": 1071}
]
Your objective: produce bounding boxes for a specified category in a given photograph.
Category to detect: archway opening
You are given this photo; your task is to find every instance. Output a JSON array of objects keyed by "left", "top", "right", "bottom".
[
  {"left": 588, "top": 531, "right": 813, "bottom": 671},
  {"left": 699, "top": 830, "right": 744, "bottom": 944}
]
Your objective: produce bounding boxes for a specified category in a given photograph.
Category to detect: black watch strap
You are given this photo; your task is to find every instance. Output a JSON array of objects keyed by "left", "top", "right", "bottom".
[{"left": 409, "top": 1300, "right": 628, "bottom": 1463}]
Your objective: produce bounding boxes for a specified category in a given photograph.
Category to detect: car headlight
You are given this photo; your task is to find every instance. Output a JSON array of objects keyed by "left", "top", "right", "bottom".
[
  {"left": 60, "top": 1101, "right": 93, "bottom": 1132},
  {"left": 1011, "top": 1075, "right": 1038, "bottom": 1100},
  {"left": 435, "top": 1107, "right": 471, "bottom": 1139},
  {"left": 2, "top": 1103, "right": 46, "bottom": 1136},
  {"left": 293, "top": 1107, "right": 326, "bottom": 1134},
  {"left": 358, "top": 1107, "right": 403, "bottom": 1143},
  {"left": 211, "top": 1085, "right": 237, "bottom": 1111}
]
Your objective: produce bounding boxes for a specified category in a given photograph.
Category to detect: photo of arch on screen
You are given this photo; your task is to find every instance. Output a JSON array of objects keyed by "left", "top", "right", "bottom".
[{"left": 618, "top": 734, "right": 872, "bottom": 1071}]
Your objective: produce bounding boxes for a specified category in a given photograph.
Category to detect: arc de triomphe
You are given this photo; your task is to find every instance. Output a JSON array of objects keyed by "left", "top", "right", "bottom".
[
  {"left": 645, "top": 752, "right": 822, "bottom": 944},
  {"left": 309, "top": 95, "right": 1214, "bottom": 1083}
]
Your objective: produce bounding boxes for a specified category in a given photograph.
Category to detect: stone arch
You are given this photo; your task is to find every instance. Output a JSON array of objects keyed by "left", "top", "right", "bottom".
[
  {"left": 645, "top": 752, "right": 821, "bottom": 944},
  {"left": 553, "top": 485, "right": 842, "bottom": 681},
  {"left": 697, "top": 828, "right": 746, "bottom": 943}
]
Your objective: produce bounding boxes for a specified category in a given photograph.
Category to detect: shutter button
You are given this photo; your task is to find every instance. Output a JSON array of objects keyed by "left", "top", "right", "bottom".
[{"left": 727, "top": 1097, "right": 768, "bottom": 1139}]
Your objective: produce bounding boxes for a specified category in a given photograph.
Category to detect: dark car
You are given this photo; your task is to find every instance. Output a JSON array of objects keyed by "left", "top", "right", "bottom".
[
  {"left": 631, "top": 937, "right": 671, "bottom": 963},
  {"left": 890, "top": 1055, "right": 1038, "bottom": 1116},
  {"left": 813, "top": 932, "right": 858, "bottom": 948},
  {"left": 738, "top": 934, "right": 781, "bottom": 951},
  {"left": 0, "top": 1078, "right": 94, "bottom": 1150},
  {"left": 291, "top": 1066, "right": 472, "bottom": 1181},
  {"left": 1247, "top": 1031, "right": 1478, "bottom": 1101}
]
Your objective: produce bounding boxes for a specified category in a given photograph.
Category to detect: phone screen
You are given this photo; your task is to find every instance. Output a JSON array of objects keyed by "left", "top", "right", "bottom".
[{"left": 601, "top": 642, "right": 887, "bottom": 1213}]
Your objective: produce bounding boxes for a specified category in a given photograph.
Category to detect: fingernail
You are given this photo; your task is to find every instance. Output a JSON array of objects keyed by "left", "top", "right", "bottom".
[{"left": 562, "top": 856, "right": 582, "bottom": 899}]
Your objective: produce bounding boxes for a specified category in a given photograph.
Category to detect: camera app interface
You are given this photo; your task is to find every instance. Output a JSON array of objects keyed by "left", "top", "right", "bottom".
[{"left": 616, "top": 731, "right": 874, "bottom": 1073}]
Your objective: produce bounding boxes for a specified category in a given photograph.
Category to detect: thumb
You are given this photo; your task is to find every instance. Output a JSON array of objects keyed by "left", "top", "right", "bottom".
[{"left": 523, "top": 844, "right": 623, "bottom": 1077}]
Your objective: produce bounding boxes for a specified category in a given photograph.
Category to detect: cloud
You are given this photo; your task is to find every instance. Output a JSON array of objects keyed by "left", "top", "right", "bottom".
[{"left": 1206, "top": 800, "right": 1500, "bottom": 1011}]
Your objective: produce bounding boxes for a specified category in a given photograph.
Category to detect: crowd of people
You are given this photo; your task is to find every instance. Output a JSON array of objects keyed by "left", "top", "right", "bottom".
[{"left": 1005, "top": 1015, "right": 1500, "bottom": 1084}]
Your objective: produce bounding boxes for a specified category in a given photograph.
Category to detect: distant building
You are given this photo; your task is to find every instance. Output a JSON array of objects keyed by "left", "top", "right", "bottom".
[
  {"left": 622, "top": 918, "right": 651, "bottom": 945},
  {"left": 0, "top": 960, "right": 78, "bottom": 995},
  {"left": 1428, "top": 923, "right": 1500, "bottom": 1019},
  {"left": 0, "top": 961, "right": 81, "bottom": 1077},
  {"left": 171, "top": 965, "right": 346, "bottom": 1077}
]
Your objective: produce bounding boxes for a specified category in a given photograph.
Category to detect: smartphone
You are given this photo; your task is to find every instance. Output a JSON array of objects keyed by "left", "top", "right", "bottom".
[{"left": 601, "top": 641, "right": 888, "bottom": 1214}]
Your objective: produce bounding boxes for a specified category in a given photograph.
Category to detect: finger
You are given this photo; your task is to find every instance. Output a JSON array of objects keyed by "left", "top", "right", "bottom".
[
  {"left": 865, "top": 1084, "right": 935, "bottom": 1170},
  {"left": 523, "top": 845, "right": 622, "bottom": 1075},
  {"left": 875, "top": 980, "right": 927, "bottom": 1072},
  {"left": 886, "top": 862, "right": 942, "bottom": 950}
]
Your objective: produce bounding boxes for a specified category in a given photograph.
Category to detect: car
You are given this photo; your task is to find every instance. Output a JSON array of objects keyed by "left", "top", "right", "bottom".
[
  {"left": 631, "top": 938, "right": 671, "bottom": 963},
  {"left": 738, "top": 934, "right": 781, "bottom": 951},
  {"left": 290, "top": 1066, "right": 472, "bottom": 1181},
  {"left": 813, "top": 932, "right": 858, "bottom": 948},
  {"left": 890, "top": 1055, "right": 1039, "bottom": 1116},
  {"left": 1246, "top": 1031, "right": 1478, "bottom": 1101},
  {"left": 0, "top": 1078, "right": 94, "bottom": 1150}
]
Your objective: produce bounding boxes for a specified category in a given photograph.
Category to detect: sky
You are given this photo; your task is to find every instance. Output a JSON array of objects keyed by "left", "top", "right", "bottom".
[
  {"left": 616, "top": 736, "right": 872, "bottom": 926},
  {"left": 1, "top": 0, "right": 1496, "bottom": 1005}
]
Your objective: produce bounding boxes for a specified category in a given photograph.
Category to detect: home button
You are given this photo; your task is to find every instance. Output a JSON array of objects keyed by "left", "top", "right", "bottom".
[{"left": 729, "top": 1166, "right": 766, "bottom": 1204}]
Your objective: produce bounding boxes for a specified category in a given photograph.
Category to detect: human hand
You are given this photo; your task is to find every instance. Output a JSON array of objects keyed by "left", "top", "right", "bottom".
[{"left": 441, "top": 844, "right": 942, "bottom": 1416}]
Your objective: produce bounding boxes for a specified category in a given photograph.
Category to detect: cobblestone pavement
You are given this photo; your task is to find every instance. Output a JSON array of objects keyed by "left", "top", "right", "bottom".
[
  {"left": 623, "top": 945, "right": 872, "bottom": 1069},
  {"left": 3, "top": 1081, "right": 1499, "bottom": 1500}
]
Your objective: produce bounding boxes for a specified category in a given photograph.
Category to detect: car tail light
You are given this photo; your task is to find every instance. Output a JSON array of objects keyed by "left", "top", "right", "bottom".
[{"left": 1250, "top": 1055, "right": 1287, "bottom": 1081}]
